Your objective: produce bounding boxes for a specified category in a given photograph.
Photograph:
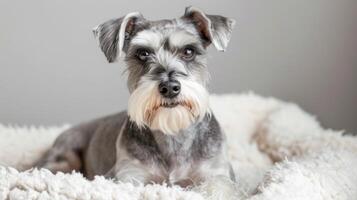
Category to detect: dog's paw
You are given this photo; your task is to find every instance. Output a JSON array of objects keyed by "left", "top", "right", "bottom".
[{"left": 195, "top": 175, "right": 242, "bottom": 200}]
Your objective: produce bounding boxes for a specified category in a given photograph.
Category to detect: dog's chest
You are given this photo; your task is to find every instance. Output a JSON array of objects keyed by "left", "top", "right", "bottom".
[
  {"left": 122, "top": 116, "right": 223, "bottom": 178},
  {"left": 150, "top": 127, "right": 216, "bottom": 184},
  {"left": 155, "top": 130, "right": 197, "bottom": 166}
]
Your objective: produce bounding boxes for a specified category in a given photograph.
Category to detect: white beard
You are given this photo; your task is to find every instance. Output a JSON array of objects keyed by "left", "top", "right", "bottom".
[{"left": 127, "top": 77, "right": 210, "bottom": 135}]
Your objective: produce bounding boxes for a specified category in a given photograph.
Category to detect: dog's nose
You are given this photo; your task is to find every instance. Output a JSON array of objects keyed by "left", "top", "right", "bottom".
[{"left": 158, "top": 80, "right": 181, "bottom": 98}]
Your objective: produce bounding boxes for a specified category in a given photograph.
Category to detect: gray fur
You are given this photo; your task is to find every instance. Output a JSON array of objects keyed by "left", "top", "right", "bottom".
[
  {"left": 93, "top": 13, "right": 146, "bottom": 62},
  {"left": 183, "top": 7, "right": 235, "bottom": 51},
  {"left": 93, "top": 17, "right": 123, "bottom": 62},
  {"left": 36, "top": 7, "right": 235, "bottom": 187}
]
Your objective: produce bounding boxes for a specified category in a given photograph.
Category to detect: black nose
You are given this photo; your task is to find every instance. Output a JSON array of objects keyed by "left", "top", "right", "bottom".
[{"left": 158, "top": 80, "right": 181, "bottom": 98}]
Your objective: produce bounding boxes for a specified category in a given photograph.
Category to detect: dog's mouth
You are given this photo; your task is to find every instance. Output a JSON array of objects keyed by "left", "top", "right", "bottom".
[
  {"left": 145, "top": 100, "right": 196, "bottom": 125},
  {"left": 160, "top": 102, "right": 180, "bottom": 108},
  {"left": 157, "top": 99, "right": 194, "bottom": 110}
]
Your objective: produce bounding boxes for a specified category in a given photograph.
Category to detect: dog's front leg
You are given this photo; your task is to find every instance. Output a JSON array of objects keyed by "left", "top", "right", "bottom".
[
  {"left": 195, "top": 159, "right": 238, "bottom": 199},
  {"left": 105, "top": 159, "right": 161, "bottom": 185}
]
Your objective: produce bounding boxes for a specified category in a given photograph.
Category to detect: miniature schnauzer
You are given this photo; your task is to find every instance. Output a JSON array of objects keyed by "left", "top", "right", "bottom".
[{"left": 37, "top": 6, "right": 235, "bottom": 187}]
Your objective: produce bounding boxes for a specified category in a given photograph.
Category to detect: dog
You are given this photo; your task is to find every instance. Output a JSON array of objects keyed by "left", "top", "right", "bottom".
[{"left": 37, "top": 6, "right": 235, "bottom": 187}]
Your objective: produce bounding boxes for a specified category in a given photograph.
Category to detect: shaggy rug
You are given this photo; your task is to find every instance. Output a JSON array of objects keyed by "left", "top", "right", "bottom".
[{"left": 1, "top": 93, "right": 357, "bottom": 200}]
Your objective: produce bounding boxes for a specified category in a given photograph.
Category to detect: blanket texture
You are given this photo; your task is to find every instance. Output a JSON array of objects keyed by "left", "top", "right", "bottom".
[{"left": 0, "top": 93, "right": 356, "bottom": 200}]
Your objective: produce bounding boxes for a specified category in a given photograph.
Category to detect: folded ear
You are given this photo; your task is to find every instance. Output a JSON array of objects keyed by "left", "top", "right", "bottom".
[
  {"left": 183, "top": 7, "right": 235, "bottom": 51},
  {"left": 93, "top": 12, "right": 145, "bottom": 63}
]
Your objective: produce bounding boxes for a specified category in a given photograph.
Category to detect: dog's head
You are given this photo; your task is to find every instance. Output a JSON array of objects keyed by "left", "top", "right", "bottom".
[{"left": 93, "top": 7, "right": 235, "bottom": 134}]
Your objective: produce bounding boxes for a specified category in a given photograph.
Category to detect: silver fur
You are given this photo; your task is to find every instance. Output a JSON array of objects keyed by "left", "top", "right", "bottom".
[{"left": 37, "top": 6, "right": 235, "bottom": 187}]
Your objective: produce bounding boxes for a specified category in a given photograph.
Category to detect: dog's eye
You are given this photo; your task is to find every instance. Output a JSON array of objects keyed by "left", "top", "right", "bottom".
[
  {"left": 181, "top": 47, "right": 195, "bottom": 61},
  {"left": 136, "top": 49, "right": 152, "bottom": 61}
]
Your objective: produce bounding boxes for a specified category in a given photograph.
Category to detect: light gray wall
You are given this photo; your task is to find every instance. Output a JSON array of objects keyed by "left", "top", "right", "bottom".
[{"left": 0, "top": 0, "right": 356, "bottom": 133}]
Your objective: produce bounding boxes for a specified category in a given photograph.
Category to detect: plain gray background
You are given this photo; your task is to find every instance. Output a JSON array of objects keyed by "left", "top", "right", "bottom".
[{"left": 0, "top": 0, "right": 356, "bottom": 133}]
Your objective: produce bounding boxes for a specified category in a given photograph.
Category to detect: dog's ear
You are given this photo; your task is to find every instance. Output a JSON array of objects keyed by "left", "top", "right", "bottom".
[
  {"left": 183, "top": 7, "right": 235, "bottom": 51},
  {"left": 93, "top": 12, "right": 145, "bottom": 63}
]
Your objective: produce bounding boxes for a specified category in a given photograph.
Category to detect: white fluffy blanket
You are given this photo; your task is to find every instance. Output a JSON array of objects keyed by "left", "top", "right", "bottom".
[{"left": 1, "top": 93, "right": 357, "bottom": 200}]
